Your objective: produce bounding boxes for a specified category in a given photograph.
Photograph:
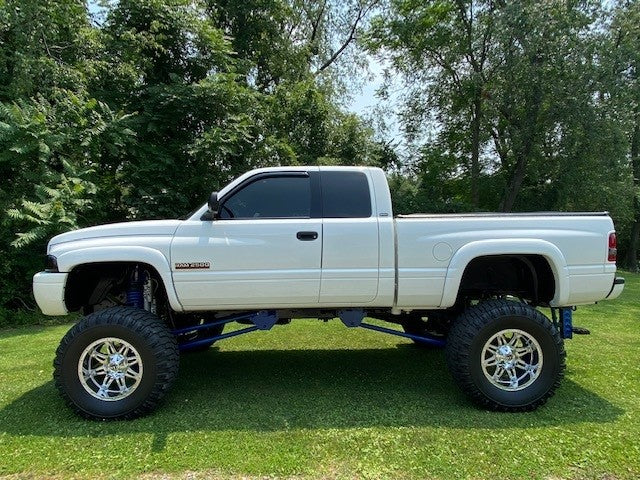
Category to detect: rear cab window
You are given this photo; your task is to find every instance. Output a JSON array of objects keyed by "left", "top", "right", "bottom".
[{"left": 320, "top": 171, "right": 372, "bottom": 218}]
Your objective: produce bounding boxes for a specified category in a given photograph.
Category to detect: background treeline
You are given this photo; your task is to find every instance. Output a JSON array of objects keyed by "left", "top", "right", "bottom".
[{"left": 0, "top": 0, "right": 638, "bottom": 318}]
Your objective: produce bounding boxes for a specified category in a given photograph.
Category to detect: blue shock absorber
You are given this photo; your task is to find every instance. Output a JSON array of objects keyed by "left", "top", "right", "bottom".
[
  {"left": 126, "top": 267, "right": 145, "bottom": 309},
  {"left": 560, "top": 307, "right": 573, "bottom": 339}
]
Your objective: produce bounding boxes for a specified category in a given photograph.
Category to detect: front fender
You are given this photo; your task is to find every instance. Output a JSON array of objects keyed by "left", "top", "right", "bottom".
[
  {"left": 56, "top": 246, "right": 183, "bottom": 312},
  {"left": 440, "top": 239, "right": 570, "bottom": 308}
]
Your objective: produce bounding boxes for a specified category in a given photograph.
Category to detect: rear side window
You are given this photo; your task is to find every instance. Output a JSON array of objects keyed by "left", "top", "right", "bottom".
[
  {"left": 220, "top": 175, "right": 311, "bottom": 219},
  {"left": 321, "top": 171, "right": 372, "bottom": 218}
]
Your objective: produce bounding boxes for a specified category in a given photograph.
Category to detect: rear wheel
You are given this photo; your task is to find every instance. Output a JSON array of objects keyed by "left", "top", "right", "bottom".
[
  {"left": 54, "top": 306, "right": 179, "bottom": 420},
  {"left": 446, "top": 299, "right": 565, "bottom": 411}
]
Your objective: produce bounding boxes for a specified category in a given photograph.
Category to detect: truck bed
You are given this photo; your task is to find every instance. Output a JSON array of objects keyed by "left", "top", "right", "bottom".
[{"left": 394, "top": 213, "right": 616, "bottom": 309}]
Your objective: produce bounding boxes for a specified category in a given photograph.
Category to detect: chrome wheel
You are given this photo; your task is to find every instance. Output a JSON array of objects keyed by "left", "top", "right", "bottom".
[
  {"left": 77, "top": 337, "right": 143, "bottom": 401},
  {"left": 481, "top": 329, "right": 543, "bottom": 391}
]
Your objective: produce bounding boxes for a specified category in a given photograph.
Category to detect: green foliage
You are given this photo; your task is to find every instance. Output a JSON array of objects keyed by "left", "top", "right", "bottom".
[
  {"left": 7, "top": 159, "right": 96, "bottom": 248},
  {"left": 0, "top": 0, "right": 380, "bottom": 310},
  {"left": 0, "top": 0, "right": 97, "bottom": 100},
  {"left": 367, "top": 0, "right": 638, "bottom": 260},
  {"left": 0, "top": 88, "right": 135, "bottom": 307}
]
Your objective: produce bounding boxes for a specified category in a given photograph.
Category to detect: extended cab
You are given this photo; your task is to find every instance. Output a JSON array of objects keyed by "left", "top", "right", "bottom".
[{"left": 33, "top": 166, "right": 625, "bottom": 419}]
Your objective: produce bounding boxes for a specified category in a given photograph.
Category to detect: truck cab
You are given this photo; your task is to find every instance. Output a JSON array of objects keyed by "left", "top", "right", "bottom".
[{"left": 172, "top": 166, "right": 392, "bottom": 308}]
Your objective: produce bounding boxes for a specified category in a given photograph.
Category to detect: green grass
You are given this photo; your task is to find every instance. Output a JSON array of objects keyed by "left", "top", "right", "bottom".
[{"left": 1, "top": 276, "right": 639, "bottom": 479}]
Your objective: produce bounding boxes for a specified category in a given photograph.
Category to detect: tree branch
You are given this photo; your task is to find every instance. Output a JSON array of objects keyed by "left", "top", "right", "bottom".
[
  {"left": 316, "top": 0, "right": 379, "bottom": 73},
  {"left": 309, "top": 0, "right": 327, "bottom": 45}
]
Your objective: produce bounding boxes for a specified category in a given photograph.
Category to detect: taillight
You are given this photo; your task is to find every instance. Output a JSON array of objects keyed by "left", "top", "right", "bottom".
[{"left": 608, "top": 233, "right": 617, "bottom": 262}]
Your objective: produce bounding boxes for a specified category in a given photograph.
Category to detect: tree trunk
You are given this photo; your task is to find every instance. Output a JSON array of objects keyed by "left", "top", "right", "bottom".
[
  {"left": 499, "top": 56, "right": 543, "bottom": 212},
  {"left": 499, "top": 111, "right": 540, "bottom": 212},
  {"left": 500, "top": 153, "right": 527, "bottom": 212},
  {"left": 470, "top": 96, "right": 481, "bottom": 209},
  {"left": 626, "top": 220, "right": 640, "bottom": 271}
]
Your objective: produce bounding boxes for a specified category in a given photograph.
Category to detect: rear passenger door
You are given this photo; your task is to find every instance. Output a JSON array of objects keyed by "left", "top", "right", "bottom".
[{"left": 319, "top": 170, "right": 380, "bottom": 304}]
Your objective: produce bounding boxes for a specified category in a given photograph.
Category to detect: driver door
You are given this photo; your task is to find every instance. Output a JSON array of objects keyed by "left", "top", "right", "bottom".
[{"left": 171, "top": 171, "right": 322, "bottom": 308}]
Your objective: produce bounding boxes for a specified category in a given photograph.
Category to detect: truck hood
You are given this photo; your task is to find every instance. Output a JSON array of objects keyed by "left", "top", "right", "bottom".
[{"left": 49, "top": 220, "right": 183, "bottom": 246}]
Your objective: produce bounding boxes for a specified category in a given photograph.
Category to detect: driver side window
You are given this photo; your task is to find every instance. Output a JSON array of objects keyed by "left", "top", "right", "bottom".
[{"left": 220, "top": 175, "right": 311, "bottom": 219}]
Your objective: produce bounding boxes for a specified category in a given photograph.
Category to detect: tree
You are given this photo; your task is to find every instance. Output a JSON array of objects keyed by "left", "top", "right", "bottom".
[
  {"left": 207, "top": 0, "right": 380, "bottom": 91},
  {"left": 366, "top": 0, "right": 634, "bottom": 229},
  {"left": 0, "top": 0, "right": 381, "bottom": 311},
  {"left": 367, "top": 0, "right": 498, "bottom": 209},
  {"left": 604, "top": 0, "right": 640, "bottom": 270}
]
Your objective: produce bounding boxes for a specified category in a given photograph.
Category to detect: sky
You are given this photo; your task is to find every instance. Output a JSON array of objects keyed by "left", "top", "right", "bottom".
[
  {"left": 347, "top": 59, "right": 386, "bottom": 116},
  {"left": 346, "top": 57, "right": 405, "bottom": 149}
]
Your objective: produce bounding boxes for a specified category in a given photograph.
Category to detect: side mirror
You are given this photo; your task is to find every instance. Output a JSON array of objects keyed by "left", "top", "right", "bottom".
[{"left": 202, "top": 191, "right": 219, "bottom": 220}]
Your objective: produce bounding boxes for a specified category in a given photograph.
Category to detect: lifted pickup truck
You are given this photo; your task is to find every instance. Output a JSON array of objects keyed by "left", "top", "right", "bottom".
[{"left": 33, "top": 166, "right": 625, "bottom": 419}]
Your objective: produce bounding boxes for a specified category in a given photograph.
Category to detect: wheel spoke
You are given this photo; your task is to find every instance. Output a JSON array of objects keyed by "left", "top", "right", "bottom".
[
  {"left": 115, "top": 377, "right": 128, "bottom": 394},
  {"left": 485, "top": 344, "right": 498, "bottom": 354},
  {"left": 481, "top": 328, "right": 543, "bottom": 392},
  {"left": 515, "top": 345, "right": 533, "bottom": 356},
  {"left": 483, "top": 356, "right": 498, "bottom": 367},
  {"left": 90, "top": 351, "right": 107, "bottom": 362},
  {"left": 78, "top": 337, "right": 144, "bottom": 402},
  {"left": 97, "top": 376, "right": 115, "bottom": 397},
  {"left": 507, "top": 367, "right": 519, "bottom": 388}
]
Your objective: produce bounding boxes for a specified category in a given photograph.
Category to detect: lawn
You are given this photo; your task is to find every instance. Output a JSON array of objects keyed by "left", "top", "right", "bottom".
[{"left": 0, "top": 275, "right": 639, "bottom": 479}]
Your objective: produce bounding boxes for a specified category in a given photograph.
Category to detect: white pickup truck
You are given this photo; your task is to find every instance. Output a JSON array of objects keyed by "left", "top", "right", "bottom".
[{"left": 33, "top": 166, "right": 625, "bottom": 419}]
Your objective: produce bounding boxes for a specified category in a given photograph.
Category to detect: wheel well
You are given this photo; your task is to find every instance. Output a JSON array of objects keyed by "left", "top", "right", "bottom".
[
  {"left": 457, "top": 255, "right": 555, "bottom": 306},
  {"left": 64, "top": 262, "right": 167, "bottom": 312}
]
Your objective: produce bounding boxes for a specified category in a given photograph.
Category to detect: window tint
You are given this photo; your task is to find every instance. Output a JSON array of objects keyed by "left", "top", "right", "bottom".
[
  {"left": 321, "top": 171, "right": 372, "bottom": 218},
  {"left": 220, "top": 175, "right": 311, "bottom": 219}
]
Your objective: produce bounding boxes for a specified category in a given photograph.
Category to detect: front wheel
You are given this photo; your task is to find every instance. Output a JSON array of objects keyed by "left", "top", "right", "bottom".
[
  {"left": 53, "top": 306, "right": 179, "bottom": 420},
  {"left": 446, "top": 299, "right": 565, "bottom": 412}
]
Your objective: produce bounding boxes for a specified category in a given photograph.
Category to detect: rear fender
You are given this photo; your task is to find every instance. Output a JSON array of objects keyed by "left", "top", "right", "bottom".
[{"left": 440, "top": 239, "right": 569, "bottom": 308}]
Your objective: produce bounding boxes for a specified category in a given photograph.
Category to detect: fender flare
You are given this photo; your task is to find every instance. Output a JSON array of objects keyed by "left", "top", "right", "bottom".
[
  {"left": 439, "top": 239, "right": 570, "bottom": 308},
  {"left": 56, "top": 246, "right": 184, "bottom": 312}
]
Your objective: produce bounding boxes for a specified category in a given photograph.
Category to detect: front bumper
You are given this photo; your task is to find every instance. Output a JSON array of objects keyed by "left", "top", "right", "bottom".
[
  {"left": 605, "top": 276, "right": 625, "bottom": 301},
  {"left": 33, "top": 272, "right": 69, "bottom": 316}
]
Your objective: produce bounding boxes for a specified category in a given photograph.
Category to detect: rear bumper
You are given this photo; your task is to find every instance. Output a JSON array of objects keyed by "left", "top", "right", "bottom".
[
  {"left": 33, "top": 272, "right": 68, "bottom": 316},
  {"left": 605, "top": 276, "right": 625, "bottom": 300}
]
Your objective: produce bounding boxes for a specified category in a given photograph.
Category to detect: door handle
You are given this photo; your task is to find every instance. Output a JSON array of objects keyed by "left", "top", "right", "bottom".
[{"left": 296, "top": 231, "right": 318, "bottom": 241}]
